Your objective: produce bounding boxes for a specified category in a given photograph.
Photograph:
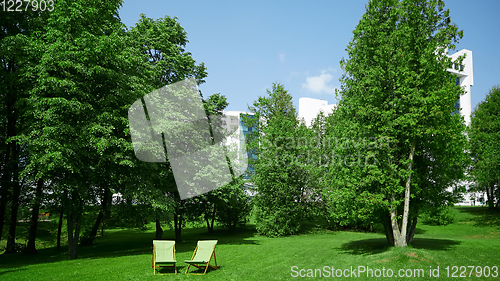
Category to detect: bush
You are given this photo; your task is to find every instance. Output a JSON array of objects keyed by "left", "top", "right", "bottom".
[
  {"left": 216, "top": 185, "right": 252, "bottom": 230},
  {"left": 421, "top": 206, "right": 455, "bottom": 226}
]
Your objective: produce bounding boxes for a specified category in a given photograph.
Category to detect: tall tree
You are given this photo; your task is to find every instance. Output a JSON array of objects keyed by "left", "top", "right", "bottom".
[
  {"left": 330, "top": 0, "right": 467, "bottom": 247},
  {"left": 245, "top": 83, "right": 310, "bottom": 237},
  {"left": 0, "top": 6, "right": 47, "bottom": 251},
  {"left": 469, "top": 86, "right": 500, "bottom": 209},
  {"left": 126, "top": 14, "right": 209, "bottom": 242},
  {"left": 20, "top": 0, "right": 151, "bottom": 259}
]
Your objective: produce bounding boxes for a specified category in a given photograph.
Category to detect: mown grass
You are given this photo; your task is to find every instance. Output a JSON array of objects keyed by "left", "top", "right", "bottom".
[{"left": 1, "top": 207, "right": 499, "bottom": 280}]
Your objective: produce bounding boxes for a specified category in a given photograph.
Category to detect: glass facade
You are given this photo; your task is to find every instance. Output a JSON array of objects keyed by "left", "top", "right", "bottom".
[{"left": 240, "top": 114, "right": 257, "bottom": 179}]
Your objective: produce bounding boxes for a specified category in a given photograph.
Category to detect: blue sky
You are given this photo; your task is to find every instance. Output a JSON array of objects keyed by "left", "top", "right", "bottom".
[{"left": 119, "top": 0, "right": 500, "bottom": 113}]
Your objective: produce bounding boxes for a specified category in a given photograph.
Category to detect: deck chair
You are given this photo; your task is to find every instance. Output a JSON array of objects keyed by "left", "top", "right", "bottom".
[
  {"left": 185, "top": 240, "right": 218, "bottom": 275},
  {"left": 152, "top": 240, "right": 177, "bottom": 275}
]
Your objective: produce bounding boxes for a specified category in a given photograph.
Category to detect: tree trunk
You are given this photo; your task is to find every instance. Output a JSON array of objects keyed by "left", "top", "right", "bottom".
[
  {"left": 173, "top": 200, "right": 185, "bottom": 243},
  {"left": 204, "top": 213, "right": 211, "bottom": 232},
  {"left": 173, "top": 212, "right": 182, "bottom": 243},
  {"left": 0, "top": 85, "right": 17, "bottom": 244},
  {"left": 401, "top": 140, "right": 416, "bottom": 245},
  {"left": 26, "top": 178, "right": 44, "bottom": 255},
  {"left": 82, "top": 186, "right": 110, "bottom": 245},
  {"left": 155, "top": 217, "right": 163, "bottom": 240},
  {"left": 5, "top": 144, "right": 20, "bottom": 254},
  {"left": 487, "top": 184, "right": 495, "bottom": 209},
  {"left": 67, "top": 193, "right": 82, "bottom": 259},
  {"left": 389, "top": 140, "right": 416, "bottom": 248},
  {"left": 67, "top": 212, "right": 75, "bottom": 258},
  {"left": 210, "top": 205, "right": 216, "bottom": 231},
  {"left": 56, "top": 207, "right": 64, "bottom": 251},
  {"left": 382, "top": 213, "right": 394, "bottom": 246},
  {"left": 406, "top": 216, "right": 418, "bottom": 244},
  {"left": 204, "top": 205, "right": 216, "bottom": 233},
  {"left": 0, "top": 147, "right": 11, "bottom": 243},
  {"left": 389, "top": 201, "right": 405, "bottom": 247},
  {"left": 67, "top": 210, "right": 81, "bottom": 259}
]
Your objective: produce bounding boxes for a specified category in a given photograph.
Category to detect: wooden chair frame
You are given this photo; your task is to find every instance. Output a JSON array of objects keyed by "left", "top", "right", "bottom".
[
  {"left": 152, "top": 242, "right": 177, "bottom": 275},
  {"left": 185, "top": 243, "right": 218, "bottom": 275}
]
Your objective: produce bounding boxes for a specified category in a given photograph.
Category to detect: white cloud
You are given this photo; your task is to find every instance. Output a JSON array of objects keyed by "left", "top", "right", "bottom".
[
  {"left": 278, "top": 53, "right": 285, "bottom": 62},
  {"left": 301, "top": 69, "right": 338, "bottom": 94}
]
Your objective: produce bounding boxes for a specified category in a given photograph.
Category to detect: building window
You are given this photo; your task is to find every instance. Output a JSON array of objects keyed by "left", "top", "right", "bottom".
[
  {"left": 452, "top": 99, "right": 460, "bottom": 115},
  {"left": 453, "top": 63, "right": 464, "bottom": 71}
]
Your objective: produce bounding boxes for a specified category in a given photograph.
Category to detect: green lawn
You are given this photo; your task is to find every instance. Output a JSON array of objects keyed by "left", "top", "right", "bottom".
[{"left": 1, "top": 207, "right": 499, "bottom": 280}]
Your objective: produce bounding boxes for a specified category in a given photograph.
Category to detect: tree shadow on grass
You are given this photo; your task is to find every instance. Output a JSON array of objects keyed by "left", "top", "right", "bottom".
[
  {"left": 339, "top": 238, "right": 391, "bottom": 255},
  {"left": 182, "top": 265, "right": 222, "bottom": 275},
  {"left": 411, "top": 238, "right": 461, "bottom": 251},
  {"left": 456, "top": 207, "right": 500, "bottom": 228},
  {"left": 414, "top": 228, "right": 427, "bottom": 235},
  {"left": 0, "top": 225, "right": 259, "bottom": 269},
  {"left": 339, "top": 237, "right": 460, "bottom": 256},
  {"left": 0, "top": 268, "right": 28, "bottom": 276}
]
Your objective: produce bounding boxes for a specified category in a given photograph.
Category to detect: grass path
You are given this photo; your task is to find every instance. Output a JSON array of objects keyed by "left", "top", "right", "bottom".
[{"left": 1, "top": 207, "right": 499, "bottom": 280}]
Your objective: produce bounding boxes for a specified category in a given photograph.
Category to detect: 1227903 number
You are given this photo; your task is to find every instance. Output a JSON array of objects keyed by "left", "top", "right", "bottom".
[
  {"left": 1, "top": 0, "right": 55, "bottom": 12},
  {"left": 445, "top": 266, "right": 499, "bottom": 278}
]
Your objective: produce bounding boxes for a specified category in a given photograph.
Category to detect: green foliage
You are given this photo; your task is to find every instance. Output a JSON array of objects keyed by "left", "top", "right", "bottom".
[
  {"left": 421, "top": 205, "right": 455, "bottom": 226},
  {"left": 469, "top": 85, "right": 500, "bottom": 209},
  {"left": 245, "top": 83, "right": 312, "bottom": 237},
  {"left": 127, "top": 14, "right": 207, "bottom": 88},
  {"left": 0, "top": 0, "right": 211, "bottom": 257},
  {"left": 214, "top": 181, "right": 253, "bottom": 229},
  {"left": 324, "top": 0, "right": 468, "bottom": 246}
]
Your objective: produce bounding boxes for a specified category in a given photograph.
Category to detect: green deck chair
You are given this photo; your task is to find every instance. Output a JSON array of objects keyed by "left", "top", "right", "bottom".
[
  {"left": 152, "top": 240, "right": 177, "bottom": 275},
  {"left": 185, "top": 240, "right": 218, "bottom": 275}
]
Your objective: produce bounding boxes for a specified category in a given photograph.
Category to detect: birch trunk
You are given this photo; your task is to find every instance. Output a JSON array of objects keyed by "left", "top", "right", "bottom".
[{"left": 391, "top": 140, "right": 416, "bottom": 247}]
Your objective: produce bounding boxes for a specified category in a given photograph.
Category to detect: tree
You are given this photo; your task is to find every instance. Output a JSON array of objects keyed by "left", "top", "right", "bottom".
[
  {"left": 126, "top": 14, "right": 209, "bottom": 242},
  {"left": 245, "top": 83, "right": 311, "bottom": 237},
  {"left": 127, "top": 14, "right": 207, "bottom": 89},
  {"left": 469, "top": 86, "right": 500, "bottom": 209},
  {"left": 20, "top": 0, "right": 151, "bottom": 259},
  {"left": 329, "top": 0, "right": 468, "bottom": 247},
  {"left": 0, "top": 6, "right": 48, "bottom": 252}
]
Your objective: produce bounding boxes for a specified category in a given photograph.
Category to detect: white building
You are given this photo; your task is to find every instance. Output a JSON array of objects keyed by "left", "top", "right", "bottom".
[
  {"left": 447, "top": 49, "right": 481, "bottom": 205},
  {"left": 298, "top": 97, "right": 337, "bottom": 127},
  {"left": 448, "top": 49, "right": 473, "bottom": 126}
]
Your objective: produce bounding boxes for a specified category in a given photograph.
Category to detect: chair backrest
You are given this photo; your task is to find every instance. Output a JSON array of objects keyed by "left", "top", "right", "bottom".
[
  {"left": 193, "top": 240, "right": 218, "bottom": 262},
  {"left": 153, "top": 240, "right": 175, "bottom": 261}
]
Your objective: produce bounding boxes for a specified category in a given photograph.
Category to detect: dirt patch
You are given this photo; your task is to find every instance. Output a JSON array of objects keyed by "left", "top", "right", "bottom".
[{"left": 406, "top": 252, "right": 418, "bottom": 258}]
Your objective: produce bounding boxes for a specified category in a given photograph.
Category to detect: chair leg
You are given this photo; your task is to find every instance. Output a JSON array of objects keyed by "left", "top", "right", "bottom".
[
  {"left": 185, "top": 264, "right": 191, "bottom": 274},
  {"left": 213, "top": 251, "right": 217, "bottom": 269},
  {"left": 204, "top": 263, "right": 209, "bottom": 275},
  {"left": 152, "top": 247, "right": 156, "bottom": 275}
]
